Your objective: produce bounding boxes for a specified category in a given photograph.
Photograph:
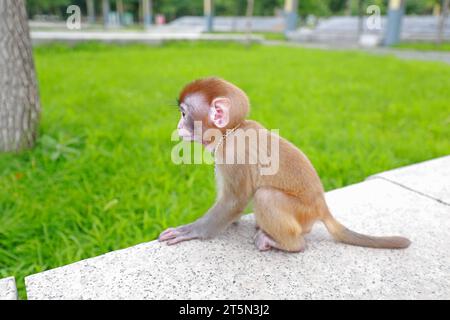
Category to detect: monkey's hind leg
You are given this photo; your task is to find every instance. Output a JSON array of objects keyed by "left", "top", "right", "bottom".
[{"left": 253, "top": 187, "right": 306, "bottom": 253}]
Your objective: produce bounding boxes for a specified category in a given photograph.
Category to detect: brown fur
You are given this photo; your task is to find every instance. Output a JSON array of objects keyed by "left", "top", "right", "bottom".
[
  {"left": 159, "top": 77, "right": 411, "bottom": 251},
  {"left": 179, "top": 77, "right": 249, "bottom": 130}
]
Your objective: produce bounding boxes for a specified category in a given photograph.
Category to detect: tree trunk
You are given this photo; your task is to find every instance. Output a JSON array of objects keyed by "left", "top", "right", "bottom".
[
  {"left": 0, "top": 0, "right": 40, "bottom": 152},
  {"left": 345, "top": 0, "right": 352, "bottom": 16},
  {"left": 116, "top": 0, "right": 124, "bottom": 25},
  {"left": 204, "top": 0, "right": 214, "bottom": 32},
  {"left": 142, "top": 0, "right": 152, "bottom": 28},
  {"left": 102, "top": 0, "right": 110, "bottom": 27},
  {"left": 437, "top": 0, "right": 450, "bottom": 44},
  {"left": 86, "top": 0, "right": 95, "bottom": 24},
  {"left": 357, "top": 0, "right": 364, "bottom": 37},
  {"left": 245, "top": 0, "right": 254, "bottom": 45}
]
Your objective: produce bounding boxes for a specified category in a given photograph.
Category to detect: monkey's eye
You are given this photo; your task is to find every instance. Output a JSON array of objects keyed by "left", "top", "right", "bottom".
[{"left": 181, "top": 111, "right": 186, "bottom": 118}]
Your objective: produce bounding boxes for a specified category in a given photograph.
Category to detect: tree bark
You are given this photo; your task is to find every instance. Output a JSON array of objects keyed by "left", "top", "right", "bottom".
[{"left": 0, "top": 0, "right": 41, "bottom": 152}]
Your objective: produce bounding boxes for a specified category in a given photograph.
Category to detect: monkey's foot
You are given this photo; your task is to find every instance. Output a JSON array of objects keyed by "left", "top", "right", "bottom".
[
  {"left": 253, "top": 230, "right": 278, "bottom": 251},
  {"left": 253, "top": 230, "right": 305, "bottom": 253},
  {"left": 158, "top": 224, "right": 199, "bottom": 245}
]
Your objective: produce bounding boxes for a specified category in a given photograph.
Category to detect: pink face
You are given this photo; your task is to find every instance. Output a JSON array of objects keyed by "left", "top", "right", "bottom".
[
  {"left": 177, "top": 102, "right": 198, "bottom": 142},
  {"left": 177, "top": 93, "right": 231, "bottom": 145}
]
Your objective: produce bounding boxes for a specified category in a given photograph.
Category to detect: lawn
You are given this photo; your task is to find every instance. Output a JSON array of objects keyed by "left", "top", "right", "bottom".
[
  {"left": 1, "top": 42, "right": 449, "bottom": 298},
  {"left": 394, "top": 41, "right": 450, "bottom": 52}
]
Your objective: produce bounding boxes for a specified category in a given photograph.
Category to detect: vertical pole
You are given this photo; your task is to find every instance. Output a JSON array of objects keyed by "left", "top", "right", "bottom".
[
  {"left": 284, "top": 0, "right": 298, "bottom": 33},
  {"left": 142, "top": 0, "right": 152, "bottom": 29},
  {"left": 86, "top": 0, "right": 95, "bottom": 24},
  {"left": 116, "top": 0, "right": 124, "bottom": 25},
  {"left": 149, "top": 0, "right": 153, "bottom": 25},
  {"left": 102, "top": 0, "right": 110, "bottom": 27},
  {"left": 345, "top": 0, "right": 352, "bottom": 16},
  {"left": 383, "top": 0, "right": 405, "bottom": 46},
  {"left": 246, "top": 0, "right": 254, "bottom": 45},
  {"left": 138, "top": 0, "right": 142, "bottom": 24},
  {"left": 357, "top": 0, "right": 364, "bottom": 37},
  {"left": 437, "top": 0, "right": 450, "bottom": 44},
  {"left": 204, "top": 0, "right": 214, "bottom": 32}
]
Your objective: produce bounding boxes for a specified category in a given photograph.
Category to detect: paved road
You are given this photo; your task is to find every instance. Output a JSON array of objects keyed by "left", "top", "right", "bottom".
[
  {"left": 264, "top": 40, "right": 450, "bottom": 65},
  {"left": 289, "top": 15, "right": 450, "bottom": 42},
  {"left": 29, "top": 29, "right": 450, "bottom": 65},
  {"left": 31, "top": 30, "right": 264, "bottom": 45}
]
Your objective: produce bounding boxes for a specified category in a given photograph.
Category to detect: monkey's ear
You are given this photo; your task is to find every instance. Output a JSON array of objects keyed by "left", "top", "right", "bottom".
[{"left": 210, "top": 97, "right": 231, "bottom": 128}]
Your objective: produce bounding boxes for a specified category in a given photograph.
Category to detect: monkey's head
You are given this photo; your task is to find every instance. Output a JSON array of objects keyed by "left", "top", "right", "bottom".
[{"left": 177, "top": 77, "right": 249, "bottom": 145}]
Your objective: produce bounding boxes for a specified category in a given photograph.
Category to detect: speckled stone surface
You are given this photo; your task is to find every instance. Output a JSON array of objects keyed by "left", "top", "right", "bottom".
[
  {"left": 25, "top": 179, "right": 450, "bottom": 300},
  {"left": 370, "top": 156, "right": 450, "bottom": 205},
  {"left": 0, "top": 277, "right": 18, "bottom": 300}
]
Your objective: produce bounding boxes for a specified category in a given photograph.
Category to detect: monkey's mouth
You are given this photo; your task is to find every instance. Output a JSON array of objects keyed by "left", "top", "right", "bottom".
[
  {"left": 178, "top": 128, "right": 195, "bottom": 141},
  {"left": 178, "top": 128, "right": 211, "bottom": 146}
]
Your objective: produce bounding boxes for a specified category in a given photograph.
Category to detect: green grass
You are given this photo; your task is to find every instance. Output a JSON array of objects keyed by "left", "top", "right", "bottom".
[
  {"left": 394, "top": 41, "right": 450, "bottom": 52},
  {"left": 1, "top": 42, "right": 449, "bottom": 298},
  {"left": 255, "top": 32, "right": 287, "bottom": 41}
]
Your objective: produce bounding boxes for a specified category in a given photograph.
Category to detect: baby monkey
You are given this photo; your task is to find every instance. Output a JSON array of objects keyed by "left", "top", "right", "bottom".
[{"left": 159, "top": 77, "right": 411, "bottom": 252}]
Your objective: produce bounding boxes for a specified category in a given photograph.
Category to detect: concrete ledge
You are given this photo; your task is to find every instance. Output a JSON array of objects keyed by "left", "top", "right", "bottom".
[
  {"left": 25, "top": 179, "right": 450, "bottom": 300},
  {"left": 0, "top": 277, "right": 18, "bottom": 300},
  {"left": 369, "top": 156, "right": 450, "bottom": 205}
]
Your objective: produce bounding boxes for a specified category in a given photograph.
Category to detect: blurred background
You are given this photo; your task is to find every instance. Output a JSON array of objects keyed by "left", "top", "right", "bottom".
[
  {"left": 0, "top": 0, "right": 449, "bottom": 298},
  {"left": 26, "top": 0, "right": 450, "bottom": 46}
]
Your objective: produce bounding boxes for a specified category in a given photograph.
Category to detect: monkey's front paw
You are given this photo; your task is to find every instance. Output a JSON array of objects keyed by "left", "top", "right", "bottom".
[{"left": 158, "top": 225, "right": 199, "bottom": 245}]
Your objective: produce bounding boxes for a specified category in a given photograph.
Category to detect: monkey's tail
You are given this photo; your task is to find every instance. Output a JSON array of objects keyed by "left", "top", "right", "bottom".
[{"left": 321, "top": 211, "right": 411, "bottom": 249}]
